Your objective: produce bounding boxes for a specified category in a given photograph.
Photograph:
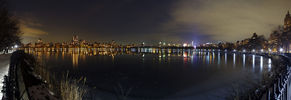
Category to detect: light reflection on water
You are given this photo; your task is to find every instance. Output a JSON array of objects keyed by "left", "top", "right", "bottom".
[
  {"left": 29, "top": 49, "right": 273, "bottom": 76},
  {"left": 252, "top": 55, "right": 255, "bottom": 71},
  {"left": 72, "top": 53, "right": 79, "bottom": 68},
  {"left": 243, "top": 54, "right": 246, "bottom": 68},
  {"left": 233, "top": 53, "right": 236, "bottom": 68},
  {"left": 218, "top": 52, "right": 220, "bottom": 65},
  {"left": 225, "top": 53, "right": 227, "bottom": 65},
  {"left": 27, "top": 49, "right": 274, "bottom": 99},
  {"left": 29, "top": 49, "right": 274, "bottom": 74},
  {"left": 260, "top": 56, "right": 263, "bottom": 72}
]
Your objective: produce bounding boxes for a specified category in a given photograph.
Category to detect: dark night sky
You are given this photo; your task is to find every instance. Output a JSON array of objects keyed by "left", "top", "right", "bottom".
[{"left": 7, "top": 0, "right": 291, "bottom": 44}]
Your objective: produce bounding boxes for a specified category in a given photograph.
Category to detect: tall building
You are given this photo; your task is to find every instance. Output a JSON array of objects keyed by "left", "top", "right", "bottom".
[
  {"left": 35, "top": 38, "right": 43, "bottom": 48},
  {"left": 37, "top": 38, "right": 43, "bottom": 44},
  {"left": 284, "top": 11, "right": 291, "bottom": 31},
  {"left": 72, "top": 35, "right": 79, "bottom": 45}
]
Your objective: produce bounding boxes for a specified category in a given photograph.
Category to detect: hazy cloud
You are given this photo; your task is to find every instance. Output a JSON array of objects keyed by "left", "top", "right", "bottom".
[
  {"left": 167, "top": 0, "right": 291, "bottom": 42},
  {"left": 19, "top": 17, "right": 47, "bottom": 37},
  {"left": 8, "top": 0, "right": 291, "bottom": 43}
]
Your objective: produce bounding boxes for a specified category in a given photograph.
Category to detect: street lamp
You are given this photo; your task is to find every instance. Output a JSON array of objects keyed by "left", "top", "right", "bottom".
[
  {"left": 279, "top": 48, "right": 284, "bottom": 52},
  {"left": 183, "top": 43, "right": 187, "bottom": 47}
]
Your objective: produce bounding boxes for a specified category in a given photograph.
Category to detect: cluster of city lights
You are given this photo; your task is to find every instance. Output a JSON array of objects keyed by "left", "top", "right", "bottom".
[
  {"left": 230, "top": 48, "right": 285, "bottom": 53},
  {"left": 11, "top": 45, "right": 18, "bottom": 49}
]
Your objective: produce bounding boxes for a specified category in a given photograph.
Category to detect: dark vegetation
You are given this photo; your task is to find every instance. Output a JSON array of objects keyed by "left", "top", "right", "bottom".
[{"left": 0, "top": 0, "right": 21, "bottom": 53}]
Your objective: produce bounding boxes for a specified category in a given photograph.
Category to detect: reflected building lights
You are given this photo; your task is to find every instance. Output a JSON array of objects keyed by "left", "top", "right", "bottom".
[
  {"left": 260, "top": 56, "right": 263, "bottom": 72},
  {"left": 202, "top": 52, "right": 205, "bottom": 63},
  {"left": 206, "top": 52, "right": 210, "bottom": 64},
  {"left": 24, "top": 47, "right": 276, "bottom": 75},
  {"left": 233, "top": 53, "right": 236, "bottom": 68},
  {"left": 72, "top": 53, "right": 79, "bottom": 67},
  {"left": 183, "top": 52, "right": 188, "bottom": 64},
  {"left": 191, "top": 52, "right": 194, "bottom": 64},
  {"left": 46, "top": 52, "right": 50, "bottom": 60},
  {"left": 225, "top": 53, "right": 227, "bottom": 65},
  {"left": 55, "top": 52, "right": 59, "bottom": 60},
  {"left": 243, "top": 54, "right": 245, "bottom": 68},
  {"left": 218, "top": 52, "right": 220, "bottom": 65},
  {"left": 159, "top": 53, "right": 162, "bottom": 63},
  {"left": 212, "top": 52, "right": 215, "bottom": 64},
  {"left": 209, "top": 52, "right": 212, "bottom": 64},
  {"left": 62, "top": 51, "right": 65, "bottom": 60},
  {"left": 268, "top": 58, "right": 272, "bottom": 71},
  {"left": 252, "top": 55, "right": 255, "bottom": 71},
  {"left": 111, "top": 54, "right": 115, "bottom": 63}
]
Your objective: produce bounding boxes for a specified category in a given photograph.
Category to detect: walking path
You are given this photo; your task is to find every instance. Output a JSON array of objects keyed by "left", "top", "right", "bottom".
[{"left": 0, "top": 54, "right": 10, "bottom": 98}]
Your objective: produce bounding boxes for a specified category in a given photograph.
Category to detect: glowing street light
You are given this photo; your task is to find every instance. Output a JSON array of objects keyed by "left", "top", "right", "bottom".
[
  {"left": 260, "top": 49, "right": 264, "bottom": 52},
  {"left": 279, "top": 48, "right": 284, "bottom": 52},
  {"left": 252, "top": 49, "right": 256, "bottom": 52},
  {"left": 183, "top": 43, "right": 187, "bottom": 47},
  {"left": 243, "top": 49, "right": 246, "bottom": 52},
  {"left": 14, "top": 45, "right": 18, "bottom": 48}
]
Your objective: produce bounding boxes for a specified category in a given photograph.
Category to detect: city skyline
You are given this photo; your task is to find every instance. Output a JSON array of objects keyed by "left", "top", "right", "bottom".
[
  {"left": 7, "top": 0, "right": 291, "bottom": 43},
  {"left": 2, "top": 1, "right": 291, "bottom": 100},
  {"left": 21, "top": 10, "right": 291, "bottom": 48}
]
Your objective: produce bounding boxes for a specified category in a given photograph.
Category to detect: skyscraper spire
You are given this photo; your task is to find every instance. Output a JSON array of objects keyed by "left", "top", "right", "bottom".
[{"left": 286, "top": 10, "right": 290, "bottom": 17}]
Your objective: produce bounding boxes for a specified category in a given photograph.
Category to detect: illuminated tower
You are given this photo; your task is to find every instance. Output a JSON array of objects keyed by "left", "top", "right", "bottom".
[
  {"left": 284, "top": 11, "right": 291, "bottom": 31},
  {"left": 37, "top": 38, "right": 43, "bottom": 44},
  {"left": 72, "top": 35, "right": 79, "bottom": 45}
]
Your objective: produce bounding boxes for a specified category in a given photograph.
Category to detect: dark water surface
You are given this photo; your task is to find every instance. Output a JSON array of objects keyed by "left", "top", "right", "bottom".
[{"left": 30, "top": 50, "right": 273, "bottom": 100}]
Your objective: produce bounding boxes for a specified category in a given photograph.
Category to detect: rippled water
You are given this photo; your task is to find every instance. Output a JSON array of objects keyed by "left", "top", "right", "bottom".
[{"left": 30, "top": 50, "right": 273, "bottom": 100}]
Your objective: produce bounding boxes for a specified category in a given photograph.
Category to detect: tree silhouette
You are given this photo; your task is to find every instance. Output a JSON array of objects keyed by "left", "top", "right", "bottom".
[{"left": 0, "top": 0, "right": 21, "bottom": 53}]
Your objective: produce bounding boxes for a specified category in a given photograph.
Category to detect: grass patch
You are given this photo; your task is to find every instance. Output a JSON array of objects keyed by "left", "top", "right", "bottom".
[{"left": 33, "top": 55, "right": 87, "bottom": 100}]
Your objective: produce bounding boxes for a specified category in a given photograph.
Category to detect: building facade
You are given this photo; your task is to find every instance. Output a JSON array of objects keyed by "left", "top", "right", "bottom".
[
  {"left": 284, "top": 11, "right": 291, "bottom": 31},
  {"left": 72, "top": 35, "right": 79, "bottom": 45}
]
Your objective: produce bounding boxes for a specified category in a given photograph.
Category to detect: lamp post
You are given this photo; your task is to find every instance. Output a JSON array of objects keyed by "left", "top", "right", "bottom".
[{"left": 279, "top": 48, "right": 284, "bottom": 53}]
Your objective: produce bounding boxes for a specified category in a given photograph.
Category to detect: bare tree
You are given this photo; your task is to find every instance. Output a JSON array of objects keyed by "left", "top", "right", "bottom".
[{"left": 0, "top": 0, "right": 21, "bottom": 53}]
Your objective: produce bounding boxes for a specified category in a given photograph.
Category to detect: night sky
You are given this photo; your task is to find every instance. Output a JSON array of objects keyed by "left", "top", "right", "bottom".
[{"left": 7, "top": 0, "right": 291, "bottom": 44}]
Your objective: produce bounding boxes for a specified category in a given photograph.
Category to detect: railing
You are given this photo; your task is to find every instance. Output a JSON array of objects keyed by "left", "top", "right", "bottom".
[
  {"left": 2, "top": 51, "right": 57, "bottom": 100},
  {"left": 2, "top": 50, "right": 27, "bottom": 100},
  {"left": 272, "top": 56, "right": 291, "bottom": 100}
]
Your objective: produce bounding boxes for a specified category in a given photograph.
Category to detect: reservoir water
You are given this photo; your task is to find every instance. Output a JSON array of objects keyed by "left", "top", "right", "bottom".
[{"left": 28, "top": 49, "right": 273, "bottom": 100}]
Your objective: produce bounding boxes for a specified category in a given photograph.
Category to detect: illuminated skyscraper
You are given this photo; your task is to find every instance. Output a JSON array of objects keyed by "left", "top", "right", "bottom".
[
  {"left": 72, "top": 35, "right": 79, "bottom": 45},
  {"left": 284, "top": 11, "right": 291, "bottom": 31}
]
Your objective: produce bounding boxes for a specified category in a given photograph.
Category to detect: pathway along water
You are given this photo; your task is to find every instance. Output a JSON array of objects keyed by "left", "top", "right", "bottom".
[
  {"left": 29, "top": 50, "right": 277, "bottom": 100},
  {"left": 0, "top": 54, "right": 10, "bottom": 98}
]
